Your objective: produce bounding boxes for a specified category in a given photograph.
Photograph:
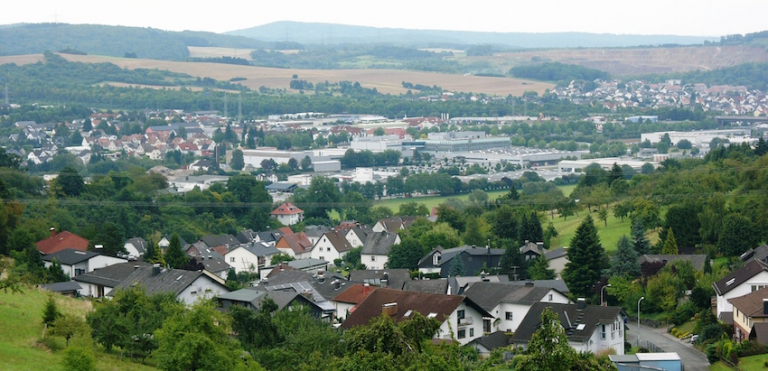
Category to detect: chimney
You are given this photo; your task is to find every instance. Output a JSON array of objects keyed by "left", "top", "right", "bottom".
[
  {"left": 524, "top": 280, "right": 534, "bottom": 287},
  {"left": 382, "top": 302, "right": 398, "bottom": 316},
  {"left": 334, "top": 280, "right": 341, "bottom": 290},
  {"left": 95, "top": 245, "right": 103, "bottom": 250},
  {"left": 525, "top": 240, "right": 529, "bottom": 245},
  {"left": 152, "top": 263, "right": 162, "bottom": 276},
  {"left": 134, "top": 265, "right": 140, "bottom": 270},
  {"left": 382, "top": 272, "right": 389, "bottom": 287},
  {"left": 577, "top": 298, "right": 586, "bottom": 310},
  {"left": 536, "top": 242, "right": 544, "bottom": 251},
  {"left": 50, "top": 227, "right": 56, "bottom": 238},
  {"left": 764, "top": 299, "right": 768, "bottom": 315},
  {"left": 318, "top": 271, "right": 325, "bottom": 283}
]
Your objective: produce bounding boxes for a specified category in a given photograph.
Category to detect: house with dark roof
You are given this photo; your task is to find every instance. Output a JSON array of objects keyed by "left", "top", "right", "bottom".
[
  {"left": 304, "top": 225, "right": 331, "bottom": 245},
  {"left": 43, "top": 249, "right": 127, "bottom": 278},
  {"left": 750, "top": 322, "right": 768, "bottom": 345},
  {"left": 511, "top": 301, "right": 625, "bottom": 355},
  {"left": 464, "top": 281, "right": 570, "bottom": 334},
  {"left": 519, "top": 241, "right": 546, "bottom": 261},
  {"left": 257, "top": 270, "right": 346, "bottom": 321},
  {"left": 418, "top": 245, "right": 505, "bottom": 278},
  {"left": 402, "top": 279, "right": 449, "bottom": 295},
  {"left": 36, "top": 229, "right": 89, "bottom": 255},
  {"left": 270, "top": 202, "right": 304, "bottom": 226},
  {"left": 638, "top": 254, "right": 708, "bottom": 271},
  {"left": 741, "top": 245, "right": 768, "bottom": 264},
  {"left": 124, "top": 237, "right": 148, "bottom": 259},
  {"left": 348, "top": 269, "right": 411, "bottom": 291},
  {"left": 217, "top": 288, "right": 324, "bottom": 317},
  {"left": 275, "top": 232, "right": 313, "bottom": 259},
  {"left": 195, "top": 257, "right": 232, "bottom": 281},
  {"left": 728, "top": 286, "right": 768, "bottom": 342},
  {"left": 200, "top": 234, "right": 241, "bottom": 251},
  {"left": 506, "top": 279, "right": 571, "bottom": 295},
  {"left": 360, "top": 231, "right": 401, "bottom": 270},
  {"left": 112, "top": 265, "right": 229, "bottom": 305},
  {"left": 159, "top": 235, "right": 189, "bottom": 253},
  {"left": 372, "top": 216, "right": 418, "bottom": 233},
  {"left": 310, "top": 230, "right": 354, "bottom": 263},
  {"left": 331, "top": 283, "right": 377, "bottom": 321},
  {"left": 447, "top": 275, "right": 508, "bottom": 295},
  {"left": 713, "top": 259, "right": 768, "bottom": 318},
  {"left": 339, "top": 288, "right": 492, "bottom": 345},
  {"left": 545, "top": 248, "right": 569, "bottom": 279},
  {"left": 235, "top": 229, "right": 258, "bottom": 244},
  {"left": 73, "top": 262, "right": 151, "bottom": 298},
  {"left": 344, "top": 226, "right": 372, "bottom": 248},
  {"left": 467, "top": 331, "right": 511, "bottom": 355},
  {"left": 39, "top": 282, "right": 83, "bottom": 297},
  {"left": 225, "top": 242, "right": 280, "bottom": 274}
]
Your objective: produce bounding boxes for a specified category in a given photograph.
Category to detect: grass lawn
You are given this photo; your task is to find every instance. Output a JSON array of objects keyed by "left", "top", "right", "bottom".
[
  {"left": 0, "top": 286, "right": 157, "bottom": 371},
  {"left": 375, "top": 190, "right": 509, "bottom": 214},
  {"left": 548, "top": 209, "right": 659, "bottom": 251},
  {"left": 710, "top": 354, "right": 768, "bottom": 370}
]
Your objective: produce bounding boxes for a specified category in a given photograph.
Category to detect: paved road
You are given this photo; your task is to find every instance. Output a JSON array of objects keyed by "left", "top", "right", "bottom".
[{"left": 625, "top": 323, "right": 710, "bottom": 371}]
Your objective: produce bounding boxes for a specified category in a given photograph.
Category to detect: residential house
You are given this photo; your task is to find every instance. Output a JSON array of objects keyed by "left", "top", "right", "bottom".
[
  {"left": 275, "top": 232, "right": 313, "bottom": 259},
  {"left": 217, "top": 288, "right": 325, "bottom": 317},
  {"left": 729, "top": 286, "right": 768, "bottom": 342},
  {"left": 345, "top": 226, "right": 373, "bottom": 248},
  {"left": 520, "top": 241, "right": 546, "bottom": 261},
  {"left": 36, "top": 229, "right": 89, "bottom": 255},
  {"left": 750, "top": 323, "right": 768, "bottom": 345},
  {"left": 189, "top": 159, "right": 217, "bottom": 171},
  {"left": 463, "top": 281, "right": 570, "bottom": 334},
  {"left": 511, "top": 301, "right": 625, "bottom": 355},
  {"left": 158, "top": 235, "right": 189, "bottom": 253},
  {"left": 713, "top": 259, "right": 768, "bottom": 318},
  {"left": 310, "top": 230, "right": 354, "bottom": 263},
  {"left": 225, "top": 242, "right": 280, "bottom": 274},
  {"left": 39, "top": 282, "right": 82, "bottom": 297},
  {"left": 235, "top": 229, "right": 259, "bottom": 244},
  {"left": 259, "top": 259, "right": 331, "bottom": 280},
  {"left": 741, "top": 245, "right": 768, "bottom": 264},
  {"left": 339, "top": 288, "right": 492, "bottom": 345},
  {"left": 403, "top": 280, "right": 450, "bottom": 295},
  {"left": 446, "top": 275, "right": 508, "bottom": 295},
  {"left": 348, "top": 269, "right": 411, "bottom": 291},
  {"left": 360, "top": 231, "right": 401, "bottom": 270},
  {"left": 545, "top": 248, "right": 569, "bottom": 279},
  {"left": 467, "top": 331, "right": 512, "bottom": 356},
  {"left": 73, "top": 262, "right": 151, "bottom": 298},
  {"left": 200, "top": 234, "right": 241, "bottom": 252},
  {"left": 270, "top": 203, "right": 304, "bottom": 226},
  {"left": 418, "top": 245, "right": 505, "bottom": 278},
  {"left": 372, "top": 216, "right": 417, "bottom": 233},
  {"left": 112, "top": 265, "right": 229, "bottom": 305},
  {"left": 304, "top": 225, "right": 331, "bottom": 245},
  {"left": 332, "top": 283, "right": 377, "bottom": 321},
  {"left": 196, "top": 257, "right": 232, "bottom": 281},
  {"left": 123, "top": 237, "right": 148, "bottom": 259},
  {"left": 507, "top": 279, "right": 571, "bottom": 295},
  {"left": 637, "top": 254, "right": 708, "bottom": 271},
  {"left": 258, "top": 270, "right": 347, "bottom": 321},
  {"left": 43, "top": 249, "right": 127, "bottom": 278}
]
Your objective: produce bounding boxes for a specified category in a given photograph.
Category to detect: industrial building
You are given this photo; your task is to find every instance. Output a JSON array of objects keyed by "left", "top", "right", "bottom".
[
  {"left": 558, "top": 158, "right": 657, "bottom": 173},
  {"left": 403, "top": 131, "right": 511, "bottom": 153},
  {"left": 640, "top": 129, "right": 752, "bottom": 147}
]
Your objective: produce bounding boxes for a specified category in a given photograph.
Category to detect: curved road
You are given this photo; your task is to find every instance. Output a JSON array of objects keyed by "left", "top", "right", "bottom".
[{"left": 625, "top": 323, "right": 710, "bottom": 371}]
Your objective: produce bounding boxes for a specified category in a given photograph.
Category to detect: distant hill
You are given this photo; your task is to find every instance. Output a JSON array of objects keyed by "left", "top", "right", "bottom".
[
  {"left": 0, "top": 23, "right": 270, "bottom": 60},
  {"left": 227, "top": 21, "right": 717, "bottom": 48}
]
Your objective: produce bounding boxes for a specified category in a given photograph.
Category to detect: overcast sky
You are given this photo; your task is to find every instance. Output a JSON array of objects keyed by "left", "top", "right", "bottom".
[{"left": 2, "top": 0, "right": 766, "bottom": 36}]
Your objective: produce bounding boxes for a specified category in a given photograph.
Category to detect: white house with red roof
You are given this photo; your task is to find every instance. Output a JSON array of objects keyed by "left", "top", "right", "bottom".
[{"left": 270, "top": 202, "right": 304, "bottom": 226}]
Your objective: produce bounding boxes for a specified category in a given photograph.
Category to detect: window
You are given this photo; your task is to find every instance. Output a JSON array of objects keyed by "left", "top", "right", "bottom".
[
  {"left": 371, "top": 256, "right": 376, "bottom": 261},
  {"left": 74, "top": 268, "right": 86, "bottom": 276},
  {"left": 470, "top": 328, "right": 474, "bottom": 337},
  {"left": 549, "top": 294, "right": 553, "bottom": 301},
  {"left": 483, "top": 319, "right": 491, "bottom": 333},
  {"left": 457, "top": 310, "right": 465, "bottom": 320},
  {"left": 505, "top": 312, "right": 513, "bottom": 321},
  {"left": 458, "top": 329, "right": 466, "bottom": 339},
  {"left": 319, "top": 256, "right": 324, "bottom": 261},
  {"left": 433, "top": 253, "right": 440, "bottom": 265},
  {"left": 230, "top": 257, "right": 235, "bottom": 262},
  {"left": 601, "top": 325, "right": 606, "bottom": 339}
]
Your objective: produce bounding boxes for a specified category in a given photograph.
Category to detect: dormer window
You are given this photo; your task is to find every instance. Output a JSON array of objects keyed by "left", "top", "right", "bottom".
[{"left": 433, "top": 253, "right": 441, "bottom": 266}]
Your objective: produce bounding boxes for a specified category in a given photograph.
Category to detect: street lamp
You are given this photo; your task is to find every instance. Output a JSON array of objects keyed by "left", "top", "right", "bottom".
[
  {"left": 601, "top": 284, "right": 611, "bottom": 307},
  {"left": 637, "top": 296, "right": 645, "bottom": 347}
]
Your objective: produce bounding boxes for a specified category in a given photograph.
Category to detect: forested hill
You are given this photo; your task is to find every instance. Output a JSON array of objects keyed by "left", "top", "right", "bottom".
[
  {"left": 228, "top": 21, "right": 717, "bottom": 48},
  {"left": 0, "top": 23, "right": 270, "bottom": 60}
]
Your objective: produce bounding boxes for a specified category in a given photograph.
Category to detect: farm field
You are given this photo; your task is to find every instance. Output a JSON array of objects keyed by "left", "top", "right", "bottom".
[
  {"left": 0, "top": 286, "right": 157, "bottom": 371},
  {"left": 375, "top": 189, "right": 509, "bottom": 214},
  {"left": 0, "top": 53, "right": 554, "bottom": 95}
]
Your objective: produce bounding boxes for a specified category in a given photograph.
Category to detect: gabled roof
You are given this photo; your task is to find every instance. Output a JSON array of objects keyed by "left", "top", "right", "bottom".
[
  {"left": 332, "top": 283, "right": 377, "bottom": 304},
  {"left": 511, "top": 302, "right": 622, "bottom": 344},
  {"left": 277, "top": 232, "right": 313, "bottom": 255},
  {"left": 375, "top": 216, "right": 418, "bottom": 232},
  {"left": 125, "top": 237, "right": 148, "bottom": 255},
  {"left": 112, "top": 265, "right": 227, "bottom": 298},
  {"left": 402, "top": 279, "right": 449, "bottom": 295},
  {"left": 347, "top": 226, "right": 373, "bottom": 240},
  {"left": 304, "top": 225, "right": 331, "bottom": 238},
  {"left": 750, "top": 323, "right": 768, "bottom": 345},
  {"left": 340, "top": 288, "right": 491, "bottom": 330},
  {"left": 638, "top": 254, "right": 708, "bottom": 271},
  {"left": 200, "top": 234, "right": 240, "bottom": 249},
  {"left": 714, "top": 259, "right": 768, "bottom": 296},
  {"left": 741, "top": 245, "right": 768, "bottom": 263},
  {"left": 73, "top": 262, "right": 151, "bottom": 287},
  {"left": 261, "top": 270, "right": 351, "bottom": 303},
  {"left": 729, "top": 286, "right": 768, "bottom": 319},
  {"left": 320, "top": 230, "right": 354, "bottom": 253},
  {"left": 467, "top": 331, "right": 511, "bottom": 351},
  {"left": 348, "top": 269, "right": 411, "bottom": 290},
  {"left": 418, "top": 245, "right": 505, "bottom": 267},
  {"left": 507, "top": 279, "right": 570, "bottom": 294},
  {"left": 218, "top": 288, "right": 320, "bottom": 312},
  {"left": 361, "top": 231, "right": 399, "bottom": 256},
  {"left": 545, "top": 247, "right": 568, "bottom": 260},
  {"left": 199, "top": 258, "right": 231, "bottom": 273},
  {"left": 36, "top": 231, "right": 89, "bottom": 255},
  {"left": 235, "top": 229, "right": 258, "bottom": 244},
  {"left": 271, "top": 202, "right": 303, "bottom": 215},
  {"left": 464, "top": 282, "right": 560, "bottom": 312},
  {"left": 39, "top": 281, "right": 82, "bottom": 293},
  {"left": 42, "top": 249, "right": 100, "bottom": 265},
  {"left": 229, "top": 242, "right": 280, "bottom": 257}
]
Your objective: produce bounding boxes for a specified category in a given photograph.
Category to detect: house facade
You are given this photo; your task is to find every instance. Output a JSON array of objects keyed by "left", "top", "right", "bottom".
[
  {"left": 729, "top": 286, "right": 768, "bottom": 342},
  {"left": 43, "top": 249, "right": 127, "bottom": 278},
  {"left": 310, "top": 231, "right": 354, "bottom": 263},
  {"left": 270, "top": 203, "right": 304, "bottom": 226},
  {"left": 713, "top": 260, "right": 768, "bottom": 318},
  {"left": 360, "top": 231, "right": 401, "bottom": 270},
  {"left": 225, "top": 242, "right": 280, "bottom": 274}
]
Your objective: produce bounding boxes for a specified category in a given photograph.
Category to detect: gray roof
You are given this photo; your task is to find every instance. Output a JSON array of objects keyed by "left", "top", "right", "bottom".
[
  {"left": 233, "top": 242, "right": 280, "bottom": 257},
  {"left": 304, "top": 225, "right": 331, "bottom": 238},
  {"left": 545, "top": 247, "right": 567, "bottom": 260},
  {"left": 40, "top": 281, "right": 82, "bottom": 293},
  {"left": 219, "top": 288, "right": 324, "bottom": 312},
  {"left": 261, "top": 270, "right": 351, "bottom": 303},
  {"left": 42, "top": 249, "right": 101, "bottom": 265},
  {"left": 349, "top": 269, "right": 411, "bottom": 290},
  {"left": 467, "top": 331, "right": 511, "bottom": 352},
  {"left": 361, "top": 231, "right": 399, "bottom": 256},
  {"left": 200, "top": 258, "right": 231, "bottom": 273},
  {"left": 402, "top": 279, "right": 449, "bottom": 295},
  {"left": 112, "top": 266, "right": 227, "bottom": 297},
  {"left": 256, "top": 230, "right": 283, "bottom": 243},
  {"left": 287, "top": 259, "right": 328, "bottom": 270},
  {"left": 448, "top": 276, "right": 507, "bottom": 295},
  {"left": 73, "top": 262, "right": 151, "bottom": 287},
  {"left": 201, "top": 234, "right": 240, "bottom": 249},
  {"left": 125, "top": 237, "right": 148, "bottom": 255},
  {"left": 348, "top": 226, "right": 373, "bottom": 241},
  {"left": 235, "top": 229, "right": 258, "bottom": 244},
  {"left": 506, "top": 279, "right": 571, "bottom": 294},
  {"left": 741, "top": 245, "right": 768, "bottom": 263},
  {"left": 638, "top": 254, "right": 707, "bottom": 271},
  {"left": 511, "top": 302, "right": 623, "bottom": 344},
  {"left": 187, "top": 243, "right": 225, "bottom": 260},
  {"left": 418, "top": 245, "right": 505, "bottom": 267},
  {"left": 464, "top": 282, "right": 560, "bottom": 312},
  {"left": 265, "top": 182, "right": 299, "bottom": 192}
]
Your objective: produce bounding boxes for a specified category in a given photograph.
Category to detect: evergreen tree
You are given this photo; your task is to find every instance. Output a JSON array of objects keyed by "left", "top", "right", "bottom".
[
  {"left": 82, "top": 118, "right": 92, "bottom": 132},
  {"left": 529, "top": 256, "right": 556, "bottom": 280},
  {"left": 519, "top": 212, "right": 543, "bottom": 245},
  {"left": 164, "top": 233, "right": 189, "bottom": 269},
  {"left": 499, "top": 238, "right": 528, "bottom": 280},
  {"left": 605, "top": 235, "right": 641, "bottom": 278},
  {"left": 609, "top": 163, "right": 624, "bottom": 184},
  {"left": 703, "top": 256, "right": 712, "bottom": 274},
  {"left": 632, "top": 221, "right": 650, "bottom": 255},
  {"left": 756, "top": 137, "right": 768, "bottom": 157},
  {"left": 661, "top": 228, "right": 679, "bottom": 255},
  {"left": 230, "top": 149, "right": 244, "bottom": 170},
  {"left": 144, "top": 240, "right": 157, "bottom": 263},
  {"left": 48, "top": 258, "right": 70, "bottom": 282},
  {"left": 449, "top": 256, "right": 465, "bottom": 277},
  {"left": 43, "top": 295, "right": 60, "bottom": 326},
  {"left": 563, "top": 216, "right": 608, "bottom": 300},
  {"left": 492, "top": 205, "right": 518, "bottom": 241}
]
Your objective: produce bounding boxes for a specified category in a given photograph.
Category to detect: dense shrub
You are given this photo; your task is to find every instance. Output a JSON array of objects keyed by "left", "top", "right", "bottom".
[{"left": 699, "top": 324, "right": 725, "bottom": 345}]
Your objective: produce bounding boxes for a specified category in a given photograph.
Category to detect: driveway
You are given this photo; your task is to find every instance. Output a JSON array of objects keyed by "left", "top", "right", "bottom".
[{"left": 625, "top": 323, "right": 710, "bottom": 371}]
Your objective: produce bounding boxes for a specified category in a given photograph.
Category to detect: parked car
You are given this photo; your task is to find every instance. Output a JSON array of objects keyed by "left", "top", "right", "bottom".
[{"left": 690, "top": 335, "right": 698, "bottom": 344}]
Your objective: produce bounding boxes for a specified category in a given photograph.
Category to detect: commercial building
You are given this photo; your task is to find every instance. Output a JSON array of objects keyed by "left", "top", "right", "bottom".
[
  {"left": 403, "top": 131, "right": 511, "bottom": 153},
  {"left": 558, "top": 158, "right": 657, "bottom": 173},
  {"left": 640, "top": 129, "right": 752, "bottom": 147}
]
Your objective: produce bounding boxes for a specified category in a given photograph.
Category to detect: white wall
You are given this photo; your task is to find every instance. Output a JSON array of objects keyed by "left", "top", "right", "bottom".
[
  {"left": 334, "top": 301, "right": 355, "bottom": 321},
  {"left": 176, "top": 276, "right": 227, "bottom": 306},
  {"left": 225, "top": 248, "right": 263, "bottom": 274},
  {"left": 88, "top": 255, "right": 127, "bottom": 272},
  {"left": 345, "top": 230, "right": 365, "bottom": 248},
  {"left": 361, "top": 254, "right": 388, "bottom": 270},
  {"left": 717, "top": 271, "right": 768, "bottom": 317},
  {"left": 124, "top": 243, "right": 144, "bottom": 258},
  {"left": 435, "top": 301, "right": 485, "bottom": 346},
  {"left": 310, "top": 236, "right": 348, "bottom": 263},
  {"left": 276, "top": 213, "right": 302, "bottom": 226},
  {"left": 571, "top": 315, "right": 625, "bottom": 356}
]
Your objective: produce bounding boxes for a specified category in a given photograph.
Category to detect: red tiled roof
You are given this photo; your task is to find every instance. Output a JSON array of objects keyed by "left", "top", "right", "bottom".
[
  {"left": 333, "top": 284, "right": 376, "bottom": 304},
  {"left": 271, "top": 202, "right": 304, "bottom": 216},
  {"left": 36, "top": 231, "right": 89, "bottom": 255},
  {"left": 277, "top": 232, "right": 313, "bottom": 255}
]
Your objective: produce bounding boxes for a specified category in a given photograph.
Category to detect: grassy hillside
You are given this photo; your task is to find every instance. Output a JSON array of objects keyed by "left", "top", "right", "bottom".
[
  {"left": 0, "top": 286, "right": 156, "bottom": 371},
  {"left": 710, "top": 354, "right": 768, "bottom": 371}
]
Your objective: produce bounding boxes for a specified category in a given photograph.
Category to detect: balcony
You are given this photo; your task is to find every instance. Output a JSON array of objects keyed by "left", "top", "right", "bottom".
[{"left": 457, "top": 317, "right": 473, "bottom": 327}]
